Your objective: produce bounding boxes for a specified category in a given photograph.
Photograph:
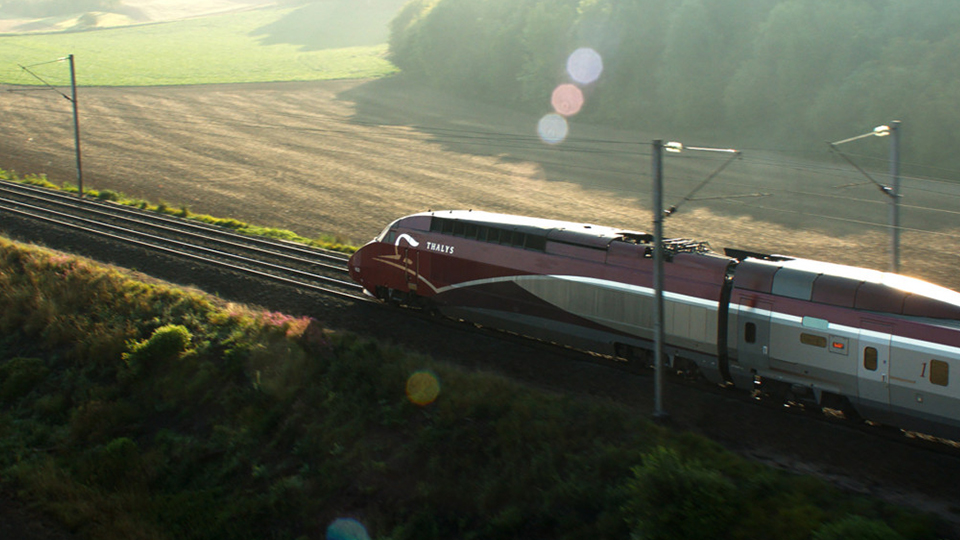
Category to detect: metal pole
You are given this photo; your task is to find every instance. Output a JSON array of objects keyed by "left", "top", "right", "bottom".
[
  {"left": 67, "top": 54, "right": 83, "bottom": 197},
  {"left": 652, "top": 140, "right": 667, "bottom": 419},
  {"left": 888, "top": 120, "right": 900, "bottom": 273}
]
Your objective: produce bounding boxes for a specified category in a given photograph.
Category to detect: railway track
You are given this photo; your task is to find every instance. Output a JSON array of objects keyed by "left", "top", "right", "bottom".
[
  {"left": 2, "top": 179, "right": 957, "bottom": 449},
  {"left": 0, "top": 180, "right": 369, "bottom": 302},
  {"left": 4, "top": 180, "right": 955, "bottom": 448},
  {"left": 4, "top": 180, "right": 960, "bottom": 530}
]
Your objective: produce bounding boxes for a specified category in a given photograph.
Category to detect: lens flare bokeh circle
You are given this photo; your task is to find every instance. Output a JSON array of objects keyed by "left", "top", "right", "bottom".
[
  {"left": 551, "top": 83, "right": 584, "bottom": 116},
  {"left": 326, "top": 518, "right": 370, "bottom": 540},
  {"left": 537, "top": 113, "right": 569, "bottom": 145},
  {"left": 406, "top": 370, "right": 441, "bottom": 406},
  {"left": 566, "top": 47, "right": 603, "bottom": 85}
]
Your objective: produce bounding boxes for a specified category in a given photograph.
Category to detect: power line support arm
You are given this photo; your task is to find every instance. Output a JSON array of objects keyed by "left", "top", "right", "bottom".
[{"left": 68, "top": 54, "right": 83, "bottom": 197}]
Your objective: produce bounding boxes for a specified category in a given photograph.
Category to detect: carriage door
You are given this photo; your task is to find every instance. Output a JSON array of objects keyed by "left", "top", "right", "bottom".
[
  {"left": 737, "top": 299, "right": 772, "bottom": 371},
  {"left": 858, "top": 322, "right": 892, "bottom": 409},
  {"left": 403, "top": 248, "right": 419, "bottom": 292}
]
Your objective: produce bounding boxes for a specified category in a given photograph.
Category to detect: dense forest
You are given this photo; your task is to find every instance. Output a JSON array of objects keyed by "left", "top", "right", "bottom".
[{"left": 389, "top": 0, "right": 960, "bottom": 179}]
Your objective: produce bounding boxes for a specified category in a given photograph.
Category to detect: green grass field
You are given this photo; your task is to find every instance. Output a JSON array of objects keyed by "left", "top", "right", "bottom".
[{"left": 0, "top": 4, "right": 400, "bottom": 86}]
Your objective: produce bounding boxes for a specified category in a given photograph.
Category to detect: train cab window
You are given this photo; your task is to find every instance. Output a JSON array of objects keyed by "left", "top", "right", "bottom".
[
  {"left": 432, "top": 219, "right": 455, "bottom": 235},
  {"left": 930, "top": 360, "right": 949, "bottom": 387},
  {"left": 744, "top": 323, "right": 757, "bottom": 344},
  {"left": 516, "top": 232, "right": 528, "bottom": 248},
  {"left": 376, "top": 220, "right": 400, "bottom": 242},
  {"left": 863, "top": 347, "right": 878, "bottom": 371}
]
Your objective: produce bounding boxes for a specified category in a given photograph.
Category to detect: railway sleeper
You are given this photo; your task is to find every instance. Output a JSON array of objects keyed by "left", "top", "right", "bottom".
[
  {"left": 376, "top": 287, "right": 435, "bottom": 311},
  {"left": 753, "top": 378, "right": 867, "bottom": 424},
  {"left": 818, "top": 391, "right": 864, "bottom": 423},
  {"left": 672, "top": 356, "right": 702, "bottom": 381}
]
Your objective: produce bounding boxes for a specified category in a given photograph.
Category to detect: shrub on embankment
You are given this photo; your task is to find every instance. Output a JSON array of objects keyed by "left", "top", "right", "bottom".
[{"left": 0, "top": 237, "right": 939, "bottom": 539}]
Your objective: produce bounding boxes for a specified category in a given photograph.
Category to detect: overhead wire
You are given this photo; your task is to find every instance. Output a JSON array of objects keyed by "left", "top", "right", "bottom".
[
  {"left": 7, "top": 77, "right": 960, "bottom": 181},
  {"left": 13, "top": 115, "right": 960, "bottom": 216},
  {"left": 0, "top": 96, "right": 943, "bottom": 180},
  {"left": 5, "top": 87, "right": 960, "bottom": 231},
  {"left": 7, "top": 95, "right": 954, "bottom": 186},
  {"left": 712, "top": 196, "right": 960, "bottom": 240}
]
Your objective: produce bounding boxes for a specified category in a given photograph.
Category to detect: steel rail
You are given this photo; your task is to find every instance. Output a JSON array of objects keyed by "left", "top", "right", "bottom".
[
  {"left": 0, "top": 180, "right": 350, "bottom": 268},
  {"left": 0, "top": 199, "right": 367, "bottom": 302},
  {"left": 0, "top": 182, "right": 350, "bottom": 273}
]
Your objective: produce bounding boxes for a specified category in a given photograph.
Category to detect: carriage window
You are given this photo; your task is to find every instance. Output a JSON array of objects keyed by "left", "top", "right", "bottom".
[
  {"left": 800, "top": 333, "right": 827, "bottom": 348},
  {"left": 931, "top": 360, "right": 949, "bottom": 387},
  {"left": 744, "top": 322, "right": 756, "bottom": 344},
  {"left": 863, "top": 347, "right": 878, "bottom": 371}
]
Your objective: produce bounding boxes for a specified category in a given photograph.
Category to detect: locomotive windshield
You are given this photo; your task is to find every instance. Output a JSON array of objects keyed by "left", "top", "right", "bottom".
[{"left": 375, "top": 219, "right": 401, "bottom": 243}]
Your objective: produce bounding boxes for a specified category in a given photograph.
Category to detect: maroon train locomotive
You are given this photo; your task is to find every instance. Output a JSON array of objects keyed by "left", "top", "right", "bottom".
[{"left": 349, "top": 210, "right": 960, "bottom": 438}]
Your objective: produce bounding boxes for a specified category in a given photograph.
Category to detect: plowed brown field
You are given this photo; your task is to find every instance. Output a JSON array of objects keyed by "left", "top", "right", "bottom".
[
  {"left": 4, "top": 76, "right": 960, "bottom": 537},
  {"left": 2, "top": 76, "right": 959, "bottom": 290}
]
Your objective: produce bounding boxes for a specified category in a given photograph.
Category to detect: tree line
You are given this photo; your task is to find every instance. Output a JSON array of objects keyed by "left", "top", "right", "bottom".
[{"left": 389, "top": 0, "right": 960, "bottom": 179}]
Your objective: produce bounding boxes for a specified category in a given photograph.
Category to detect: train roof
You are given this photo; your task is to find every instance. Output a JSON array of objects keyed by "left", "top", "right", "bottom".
[
  {"left": 405, "top": 211, "right": 960, "bottom": 319},
  {"left": 731, "top": 252, "right": 960, "bottom": 320},
  {"left": 420, "top": 210, "right": 638, "bottom": 236},
  {"left": 418, "top": 210, "right": 650, "bottom": 249}
]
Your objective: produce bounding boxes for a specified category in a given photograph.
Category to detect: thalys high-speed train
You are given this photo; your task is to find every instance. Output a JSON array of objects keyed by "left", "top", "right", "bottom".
[{"left": 348, "top": 210, "right": 960, "bottom": 438}]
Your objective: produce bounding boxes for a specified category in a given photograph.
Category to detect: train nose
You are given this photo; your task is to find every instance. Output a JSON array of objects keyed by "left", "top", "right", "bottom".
[{"left": 348, "top": 250, "right": 362, "bottom": 283}]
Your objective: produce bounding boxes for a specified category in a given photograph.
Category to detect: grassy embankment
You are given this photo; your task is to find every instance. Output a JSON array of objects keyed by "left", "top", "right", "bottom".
[{"left": 0, "top": 232, "right": 939, "bottom": 540}]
